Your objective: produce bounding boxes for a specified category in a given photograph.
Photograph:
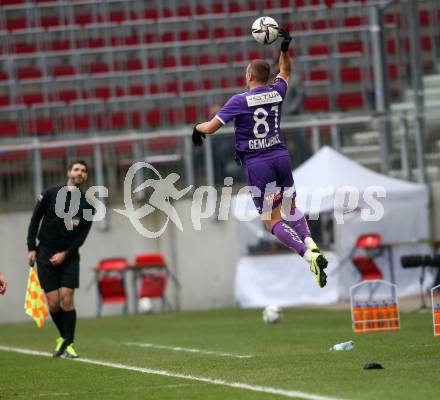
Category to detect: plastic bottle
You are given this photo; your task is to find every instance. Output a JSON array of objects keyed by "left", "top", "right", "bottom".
[
  {"left": 380, "top": 300, "right": 390, "bottom": 330},
  {"left": 389, "top": 300, "right": 399, "bottom": 330},
  {"left": 371, "top": 301, "right": 380, "bottom": 331},
  {"left": 363, "top": 302, "right": 372, "bottom": 331},
  {"left": 353, "top": 303, "right": 363, "bottom": 333},
  {"left": 329, "top": 341, "right": 355, "bottom": 352},
  {"left": 434, "top": 304, "right": 440, "bottom": 336}
]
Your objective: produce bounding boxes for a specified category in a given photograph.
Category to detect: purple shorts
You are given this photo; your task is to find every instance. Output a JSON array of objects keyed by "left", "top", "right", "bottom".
[{"left": 245, "top": 155, "right": 296, "bottom": 214}]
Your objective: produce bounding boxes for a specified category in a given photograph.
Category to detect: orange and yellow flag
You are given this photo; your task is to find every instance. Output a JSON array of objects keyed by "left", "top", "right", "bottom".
[{"left": 24, "top": 267, "right": 48, "bottom": 327}]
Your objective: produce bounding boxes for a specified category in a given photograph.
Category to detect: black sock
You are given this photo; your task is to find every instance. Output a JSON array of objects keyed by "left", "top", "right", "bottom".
[
  {"left": 63, "top": 309, "right": 77, "bottom": 345},
  {"left": 50, "top": 309, "right": 65, "bottom": 338}
]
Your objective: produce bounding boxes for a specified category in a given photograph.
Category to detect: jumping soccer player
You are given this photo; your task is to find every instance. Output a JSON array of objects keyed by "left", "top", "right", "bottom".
[
  {"left": 192, "top": 29, "right": 328, "bottom": 287},
  {"left": 27, "top": 160, "right": 93, "bottom": 358}
]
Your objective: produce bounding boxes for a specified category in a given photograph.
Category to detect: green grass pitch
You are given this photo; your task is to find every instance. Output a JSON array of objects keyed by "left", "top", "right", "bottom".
[{"left": 0, "top": 308, "right": 439, "bottom": 400}]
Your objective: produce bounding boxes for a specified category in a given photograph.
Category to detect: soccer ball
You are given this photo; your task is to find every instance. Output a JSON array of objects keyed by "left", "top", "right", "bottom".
[
  {"left": 138, "top": 297, "right": 153, "bottom": 313},
  {"left": 252, "top": 16, "right": 279, "bottom": 45},
  {"left": 262, "top": 305, "right": 283, "bottom": 324}
]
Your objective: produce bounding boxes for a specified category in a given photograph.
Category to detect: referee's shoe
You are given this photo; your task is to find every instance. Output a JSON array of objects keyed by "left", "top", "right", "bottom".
[
  {"left": 64, "top": 343, "right": 79, "bottom": 359},
  {"left": 53, "top": 337, "right": 67, "bottom": 358}
]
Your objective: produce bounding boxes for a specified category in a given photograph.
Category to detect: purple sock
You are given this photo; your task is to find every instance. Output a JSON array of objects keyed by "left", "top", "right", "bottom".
[
  {"left": 272, "top": 221, "right": 307, "bottom": 256},
  {"left": 285, "top": 208, "right": 311, "bottom": 241}
]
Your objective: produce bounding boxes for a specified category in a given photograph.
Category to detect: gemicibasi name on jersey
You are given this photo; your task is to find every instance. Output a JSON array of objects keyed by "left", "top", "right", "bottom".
[
  {"left": 246, "top": 91, "right": 283, "bottom": 107},
  {"left": 249, "top": 134, "right": 281, "bottom": 150}
]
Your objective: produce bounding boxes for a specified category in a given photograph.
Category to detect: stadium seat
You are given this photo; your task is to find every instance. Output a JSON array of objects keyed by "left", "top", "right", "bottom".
[
  {"left": 17, "top": 67, "right": 42, "bottom": 80},
  {"left": 95, "top": 258, "right": 129, "bottom": 317},
  {"left": 20, "top": 93, "right": 44, "bottom": 106},
  {"left": 134, "top": 253, "right": 169, "bottom": 311},
  {"left": 340, "top": 67, "right": 362, "bottom": 83},
  {"left": 26, "top": 118, "right": 55, "bottom": 135},
  {"left": 57, "top": 90, "right": 78, "bottom": 103},
  {"left": 337, "top": 92, "right": 364, "bottom": 110},
  {"left": 352, "top": 256, "right": 383, "bottom": 280},
  {"left": 304, "top": 95, "right": 330, "bottom": 112},
  {"left": 0, "top": 120, "right": 19, "bottom": 137},
  {"left": 0, "top": 95, "right": 10, "bottom": 107},
  {"left": 146, "top": 108, "right": 162, "bottom": 126},
  {"left": 53, "top": 65, "right": 76, "bottom": 77},
  {"left": 351, "top": 234, "right": 383, "bottom": 281}
]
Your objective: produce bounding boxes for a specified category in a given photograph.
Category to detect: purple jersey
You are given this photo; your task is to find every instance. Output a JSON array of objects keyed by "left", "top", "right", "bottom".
[{"left": 216, "top": 76, "right": 289, "bottom": 164}]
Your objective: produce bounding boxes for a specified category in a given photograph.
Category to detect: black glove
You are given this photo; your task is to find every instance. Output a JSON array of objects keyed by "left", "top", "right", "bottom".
[
  {"left": 278, "top": 28, "right": 292, "bottom": 53},
  {"left": 192, "top": 124, "right": 206, "bottom": 147}
]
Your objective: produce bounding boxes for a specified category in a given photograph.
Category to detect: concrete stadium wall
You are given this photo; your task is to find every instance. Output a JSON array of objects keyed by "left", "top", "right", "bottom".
[{"left": 0, "top": 199, "right": 239, "bottom": 324}]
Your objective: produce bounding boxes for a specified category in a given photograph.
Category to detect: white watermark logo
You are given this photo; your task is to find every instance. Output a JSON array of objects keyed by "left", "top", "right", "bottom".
[
  {"left": 114, "top": 162, "right": 192, "bottom": 238},
  {"left": 54, "top": 164, "right": 387, "bottom": 238}
]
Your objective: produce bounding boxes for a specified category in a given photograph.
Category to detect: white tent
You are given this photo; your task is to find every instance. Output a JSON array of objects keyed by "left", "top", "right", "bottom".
[{"left": 233, "top": 146, "right": 432, "bottom": 305}]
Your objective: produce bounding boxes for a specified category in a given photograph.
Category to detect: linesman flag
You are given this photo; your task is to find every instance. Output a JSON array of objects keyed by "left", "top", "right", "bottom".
[{"left": 24, "top": 267, "right": 48, "bottom": 327}]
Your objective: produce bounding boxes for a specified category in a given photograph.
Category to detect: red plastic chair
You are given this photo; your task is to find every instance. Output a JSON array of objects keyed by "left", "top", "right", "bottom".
[
  {"left": 351, "top": 234, "right": 383, "bottom": 286},
  {"left": 96, "top": 258, "right": 129, "bottom": 317},
  {"left": 134, "top": 253, "right": 169, "bottom": 311}
]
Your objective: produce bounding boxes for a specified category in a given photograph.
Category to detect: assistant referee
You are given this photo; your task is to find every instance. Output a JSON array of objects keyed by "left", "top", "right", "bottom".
[{"left": 27, "top": 160, "right": 93, "bottom": 359}]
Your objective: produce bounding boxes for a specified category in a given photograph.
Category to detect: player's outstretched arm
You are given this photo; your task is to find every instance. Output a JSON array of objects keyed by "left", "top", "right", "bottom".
[
  {"left": 278, "top": 28, "right": 292, "bottom": 83},
  {"left": 192, "top": 118, "right": 223, "bottom": 147}
]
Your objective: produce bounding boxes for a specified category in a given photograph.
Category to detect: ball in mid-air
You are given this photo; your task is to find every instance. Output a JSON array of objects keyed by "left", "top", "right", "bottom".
[
  {"left": 262, "top": 305, "right": 283, "bottom": 323},
  {"left": 252, "top": 16, "right": 279, "bottom": 45}
]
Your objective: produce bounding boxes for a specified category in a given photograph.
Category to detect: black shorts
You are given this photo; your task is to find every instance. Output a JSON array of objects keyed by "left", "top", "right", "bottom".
[{"left": 36, "top": 246, "right": 80, "bottom": 292}]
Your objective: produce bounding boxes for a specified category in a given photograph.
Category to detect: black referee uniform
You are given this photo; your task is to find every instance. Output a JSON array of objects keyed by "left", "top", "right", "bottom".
[{"left": 27, "top": 186, "right": 93, "bottom": 292}]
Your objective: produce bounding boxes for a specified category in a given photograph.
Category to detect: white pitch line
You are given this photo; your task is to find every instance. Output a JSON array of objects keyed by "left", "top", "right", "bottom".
[
  {"left": 0, "top": 345, "right": 348, "bottom": 400},
  {"left": 124, "top": 341, "right": 253, "bottom": 359}
]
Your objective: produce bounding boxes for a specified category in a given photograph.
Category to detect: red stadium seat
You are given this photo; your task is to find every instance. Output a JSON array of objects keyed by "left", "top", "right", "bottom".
[
  {"left": 21, "top": 93, "right": 44, "bottom": 106},
  {"left": 129, "top": 85, "right": 145, "bottom": 96},
  {"left": 146, "top": 108, "right": 162, "bottom": 126},
  {"left": 388, "top": 64, "right": 399, "bottom": 80},
  {"left": 309, "top": 69, "right": 329, "bottom": 81},
  {"left": 40, "top": 15, "right": 60, "bottom": 28},
  {"left": 74, "top": 13, "right": 93, "bottom": 25},
  {"left": 165, "top": 81, "right": 178, "bottom": 94},
  {"left": 340, "top": 67, "right": 362, "bottom": 83},
  {"left": 13, "top": 42, "right": 37, "bottom": 54},
  {"left": 177, "top": 5, "right": 191, "bottom": 17},
  {"left": 184, "top": 105, "right": 197, "bottom": 122},
  {"left": 50, "top": 40, "right": 71, "bottom": 52},
  {"left": 53, "top": 65, "right": 76, "bottom": 77},
  {"left": 196, "top": 5, "right": 207, "bottom": 15},
  {"left": 90, "top": 62, "right": 110, "bottom": 74},
  {"left": 161, "top": 32, "right": 175, "bottom": 43},
  {"left": 109, "top": 11, "right": 125, "bottom": 23},
  {"left": 229, "top": 2, "right": 242, "bottom": 13},
  {"left": 179, "top": 31, "right": 192, "bottom": 41},
  {"left": 0, "top": 95, "right": 10, "bottom": 107},
  {"left": 163, "top": 56, "right": 177, "bottom": 68},
  {"left": 304, "top": 95, "right": 330, "bottom": 112},
  {"left": 126, "top": 59, "right": 142, "bottom": 71},
  {"left": 58, "top": 90, "right": 78, "bottom": 103},
  {"left": 214, "top": 27, "right": 226, "bottom": 38},
  {"left": 144, "top": 8, "right": 158, "bottom": 20},
  {"left": 199, "top": 54, "right": 212, "bottom": 65},
  {"left": 339, "top": 41, "right": 363, "bottom": 53},
  {"left": 212, "top": 3, "right": 225, "bottom": 13},
  {"left": 6, "top": 18, "right": 27, "bottom": 31},
  {"left": 0, "top": 121, "right": 19, "bottom": 137},
  {"left": 181, "top": 55, "right": 193, "bottom": 67},
  {"left": 308, "top": 44, "right": 330, "bottom": 56},
  {"left": 183, "top": 81, "right": 197, "bottom": 92},
  {"left": 337, "top": 92, "right": 364, "bottom": 110},
  {"left": 26, "top": 118, "right": 55, "bottom": 135},
  {"left": 0, "top": 71, "right": 8, "bottom": 80},
  {"left": 17, "top": 67, "right": 42, "bottom": 80},
  {"left": 202, "top": 79, "right": 213, "bottom": 90}
]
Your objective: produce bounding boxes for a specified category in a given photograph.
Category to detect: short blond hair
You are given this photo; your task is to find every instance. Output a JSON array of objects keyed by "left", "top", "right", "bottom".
[{"left": 249, "top": 60, "right": 271, "bottom": 84}]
